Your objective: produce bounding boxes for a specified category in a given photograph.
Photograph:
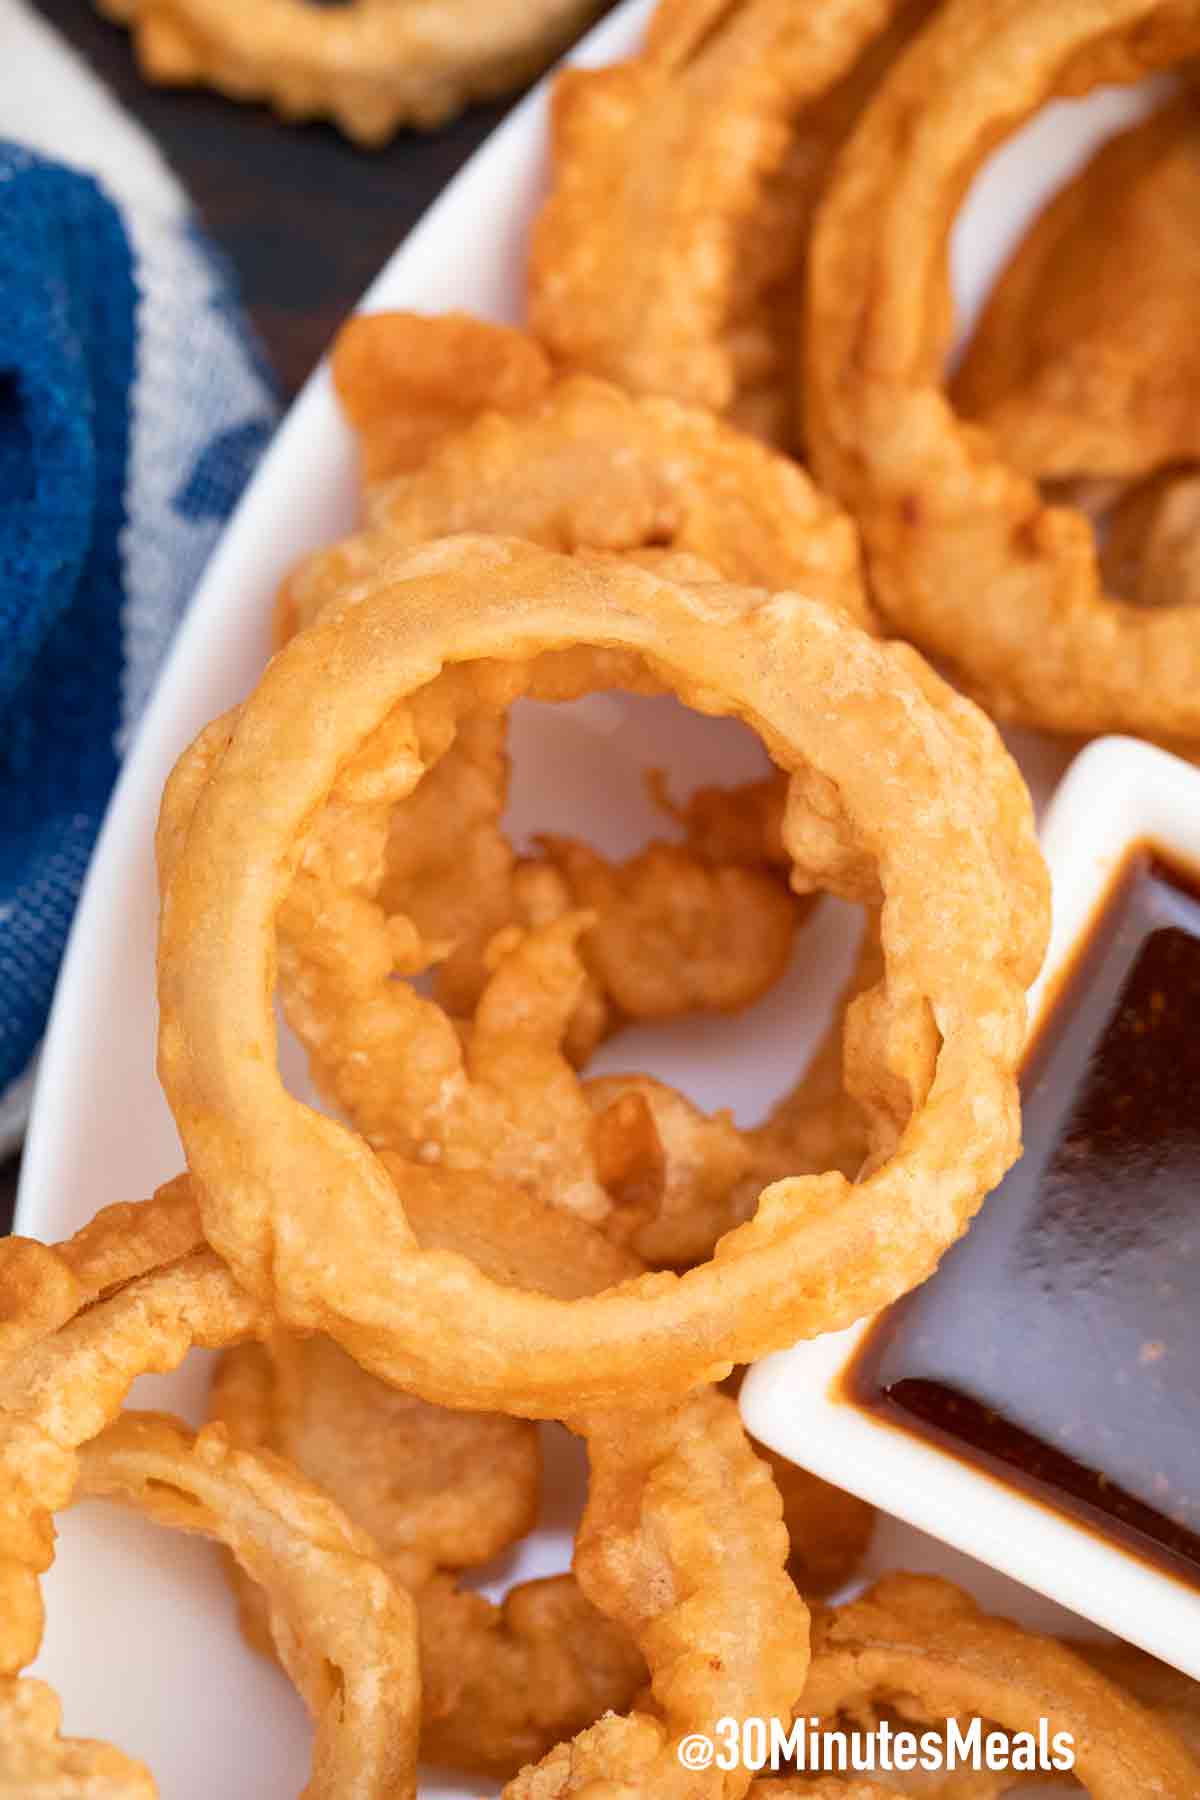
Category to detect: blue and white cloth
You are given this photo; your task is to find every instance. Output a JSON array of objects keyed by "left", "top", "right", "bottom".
[{"left": 0, "top": 0, "right": 278, "bottom": 1151}]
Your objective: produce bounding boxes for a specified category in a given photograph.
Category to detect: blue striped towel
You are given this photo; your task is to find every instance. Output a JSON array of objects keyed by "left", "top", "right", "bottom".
[{"left": 0, "top": 1, "right": 278, "bottom": 1150}]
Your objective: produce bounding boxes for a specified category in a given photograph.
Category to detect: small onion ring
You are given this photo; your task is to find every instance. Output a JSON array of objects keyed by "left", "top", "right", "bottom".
[
  {"left": 0, "top": 1193, "right": 421, "bottom": 1799},
  {"left": 807, "top": 0, "right": 1200, "bottom": 744},
  {"left": 157, "top": 535, "right": 1045, "bottom": 1417},
  {"left": 800, "top": 1575, "right": 1200, "bottom": 1796},
  {"left": 76, "top": 1411, "right": 420, "bottom": 1800},
  {"left": 0, "top": 1240, "right": 264, "bottom": 1678}
]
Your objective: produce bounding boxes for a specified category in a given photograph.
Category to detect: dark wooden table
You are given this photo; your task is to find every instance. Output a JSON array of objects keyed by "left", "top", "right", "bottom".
[{"left": 0, "top": 0, "right": 617, "bottom": 1231}]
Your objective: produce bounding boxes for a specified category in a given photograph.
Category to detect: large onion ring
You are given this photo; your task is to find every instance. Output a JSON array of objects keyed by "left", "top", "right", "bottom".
[
  {"left": 157, "top": 535, "right": 1045, "bottom": 1417},
  {"left": 807, "top": 0, "right": 1200, "bottom": 745}
]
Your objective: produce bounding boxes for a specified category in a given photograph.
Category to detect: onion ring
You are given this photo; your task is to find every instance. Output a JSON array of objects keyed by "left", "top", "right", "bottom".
[
  {"left": 538, "top": 834, "right": 797, "bottom": 1021},
  {"left": 75, "top": 1411, "right": 420, "bottom": 1800},
  {"left": 0, "top": 1193, "right": 423, "bottom": 1798},
  {"left": 96, "top": 0, "right": 604, "bottom": 143},
  {"left": 157, "top": 534, "right": 1045, "bottom": 1416},
  {"left": 0, "top": 1198, "right": 261, "bottom": 1757},
  {"left": 274, "top": 789, "right": 803, "bottom": 1245},
  {"left": 528, "top": 0, "right": 931, "bottom": 447},
  {"left": 800, "top": 1574, "right": 1200, "bottom": 1794},
  {"left": 502, "top": 1386, "right": 810, "bottom": 1800},
  {"left": 950, "top": 96, "right": 1200, "bottom": 614},
  {"left": 808, "top": 0, "right": 1200, "bottom": 744},
  {"left": 210, "top": 1191, "right": 815, "bottom": 1783},
  {"left": 954, "top": 95, "right": 1200, "bottom": 485},
  {"left": 282, "top": 324, "right": 872, "bottom": 636},
  {"left": 1072, "top": 1640, "right": 1200, "bottom": 1759},
  {"left": 581, "top": 914, "right": 882, "bottom": 1270},
  {"left": 754, "top": 1444, "right": 875, "bottom": 1599}
]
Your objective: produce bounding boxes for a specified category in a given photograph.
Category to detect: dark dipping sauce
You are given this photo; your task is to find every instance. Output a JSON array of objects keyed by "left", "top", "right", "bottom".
[{"left": 845, "top": 843, "right": 1200, "bottom": 1586}]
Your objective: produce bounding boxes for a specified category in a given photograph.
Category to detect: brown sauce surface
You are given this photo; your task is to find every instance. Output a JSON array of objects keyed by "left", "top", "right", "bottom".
[{"left": 845, "top": 845, "right": 1200, "bottom": 1585}]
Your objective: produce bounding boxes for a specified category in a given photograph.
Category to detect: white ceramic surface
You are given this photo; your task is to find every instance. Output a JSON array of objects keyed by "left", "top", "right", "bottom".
[
  {"left": 12, "top": 0, "right": 1188, "bottom": 1787},
  {"left": 743, "top": 738, "right": 1200, "bottom": 1683}
]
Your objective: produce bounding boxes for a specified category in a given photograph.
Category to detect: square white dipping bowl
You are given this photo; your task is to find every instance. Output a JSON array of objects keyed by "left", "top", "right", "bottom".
[{"left": 741, "top": 734, "right": 1200, "bottom": 1678}]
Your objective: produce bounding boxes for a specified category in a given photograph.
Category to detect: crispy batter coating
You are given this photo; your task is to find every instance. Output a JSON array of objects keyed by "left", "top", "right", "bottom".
[
  {"left": 0, "top": 1679, "right": 154, "bottom": 1798},
  {"left": 157, "top": 537, "right": 1045, "bottom": 1416},
  {"left": 801, "top": 1575, "right": 1200, "bottom": 1794},
  {"left": 754, "top": 1445, "right": 875, "bottom": 1598},
  {"left": 333, "top": 312, "right": 554, "bottom": 485},
  {"left": 0, "top": 1195, "right": 424, "bottom": 1798},
  {"left": 529, "top": 0, "right": 931, "bottom": 448},
  {"left": 210, "top": 1333, "right": 539, "bottom": 1591},
  {"left": 0, "top": 1177, "right": 201, "bottom": 1366},
  {"left": 376, "top": 709, "right": 519, "bottom": 1019},
  {"left": 76, "top": 1412, "right": 420, "bottom": 1800},
  {"left": 587, "top": 1074, "right": 757, "bottom": 1267},
  {"left": 585, "top": 913, "right": 885, "bottom": 1276},
  {"left": 358, "top": 371, "right": 870, "bottom": 618},
  {"left": 211, "top": 1169, "right": 649, "bottom": 1781},
  {"left": 0, "top": 1193, "right": 278, "bottom": 1779},
  {"left": 278, "top": 314, "right": 856, "bottom": 1051},
  {"left": 539, "top": 834, "right": 801, "bottom": 1019},
  {"left": 283, "top": 319, "right": 870, "bottom": 635},
  {"left": 277, "top": 779, "right": 614, "bottom": 1224},
  {"left": 418, "top": 1570, "right": 647, "bottom": 1778},
  {"left": 808, "top": 0, "right": 1200, "bottom": 744},
  {"left": 744, "top": 916, "right": 881, "bottom": 1201},
  {"left": 504, "top": 1388, "right": 811, "bottom": 1800},
  {"left": 953, "top": 95, "right": 1200, "bottom": 618},
  {"left": 97, "top": 0, "right": 604, "bottom": 144},
  {"left": 0, "top": 1247, "right": 265, "bottom": 1679},
  {"left": 653, "top": 767, "right": 789, "bottom": 868},
  {"left": 955, "top": 96, "right": 1200, "bottom": 483},
  {"left": 1072, "top": 1639, "right": 1200, "bottom": 1758}
]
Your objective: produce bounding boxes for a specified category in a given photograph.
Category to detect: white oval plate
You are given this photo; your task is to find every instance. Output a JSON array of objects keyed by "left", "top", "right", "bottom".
[{"left": 14, "top": 2, "right": 1175, "bottom": 1790}]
